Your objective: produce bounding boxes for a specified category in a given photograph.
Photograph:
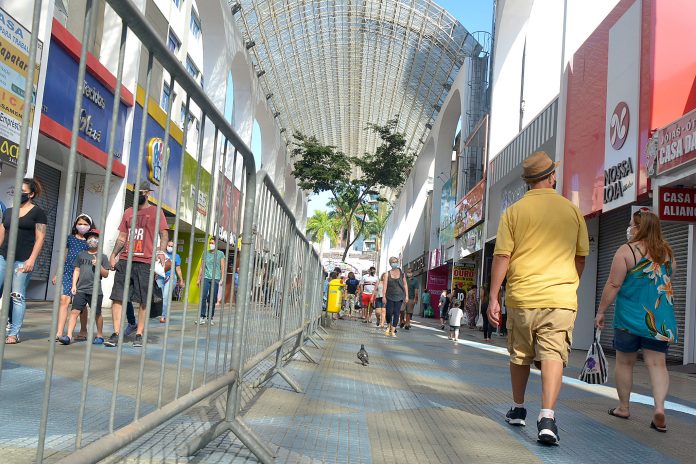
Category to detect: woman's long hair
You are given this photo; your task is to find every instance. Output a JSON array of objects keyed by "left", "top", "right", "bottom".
[{"left": 630, "top": 211, "right": 673, "bottom": 264}]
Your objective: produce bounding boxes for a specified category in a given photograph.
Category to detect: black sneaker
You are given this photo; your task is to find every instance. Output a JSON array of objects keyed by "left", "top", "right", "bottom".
[
  {"left": 505, "top": 407, "right": 527, "bottom": 426},
  {"left": 133, "top": 334, "right": 143, "bottom": 347},
  {"left": 537, "top": 417, "right": 559, "bottom": 445},
  {"left": 104, "top": 333, "right": 119, "bottom": 347}
]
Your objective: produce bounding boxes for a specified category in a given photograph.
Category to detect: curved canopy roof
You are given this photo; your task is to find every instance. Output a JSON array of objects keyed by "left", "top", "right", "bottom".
[{"left": 232, "top": 0, "right": 482, "bottom": 161}]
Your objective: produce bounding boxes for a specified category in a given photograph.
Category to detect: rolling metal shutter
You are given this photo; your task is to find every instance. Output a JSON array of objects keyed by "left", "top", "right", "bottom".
[
  {"left": 661, "top": 222, "right": 689, "bottom": 361},
  {"left": 32, "top": 161, "right": 61, "bottom": 281},
  {"left": 595, "top": 205, "right": 630, "bottom": 353},
  {"left": 595, "top": 204, "right": 688, "bottom": 362}
]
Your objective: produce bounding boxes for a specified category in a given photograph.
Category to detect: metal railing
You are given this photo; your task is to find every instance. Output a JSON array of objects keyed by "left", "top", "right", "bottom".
[{"left": 0, "top": 1, "right": 325, "bottom": 462}]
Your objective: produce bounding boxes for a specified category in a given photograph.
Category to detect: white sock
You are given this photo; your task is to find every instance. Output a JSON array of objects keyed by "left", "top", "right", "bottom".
[
  {"left": 513, "top": 402, "right": 525, "bottom": 409},
  {"left": 538, "top": 409, "right": 555, "bottom": 421}
]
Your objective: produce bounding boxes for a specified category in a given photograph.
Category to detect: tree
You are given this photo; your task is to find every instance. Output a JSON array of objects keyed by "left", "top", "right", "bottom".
[
  {"left": 292, "top": 117, "right": 415, "bottom": 261},
  {"left": 306, "top": 210, "right": 340, "bottom": 247},
  {"left": 363, "top": 203, "right": 392, "bottom": 256}
]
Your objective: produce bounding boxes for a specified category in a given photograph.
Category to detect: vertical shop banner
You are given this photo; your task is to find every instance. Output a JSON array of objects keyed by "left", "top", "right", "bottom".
[
  {"left": 439, "top": 178, "right": 456, "bottom": 244},
  {"left": 603, "top": 0, "right": 641, "bottom": 212},
  {"left": 180, "top": 152, "right": 211, "bottom": 230},
  {"left": 452, "top": 264, "right": 476, "bottom": 295},
  {"left": 216, "top": 174, "right": 241, "bottom": 242},
  {"left": 0, "top": 7, "right": 42, "bottom": 166}
]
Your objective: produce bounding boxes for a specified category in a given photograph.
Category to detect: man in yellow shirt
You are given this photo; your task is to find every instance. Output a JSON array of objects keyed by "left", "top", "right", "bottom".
[{"left": 488, "top": 151, "right": 589, "bottom": 446}]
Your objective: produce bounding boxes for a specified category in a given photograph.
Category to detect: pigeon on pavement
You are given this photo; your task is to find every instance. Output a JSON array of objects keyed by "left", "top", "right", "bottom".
[{"left": 357, "top": 344, "right": 369, "bottom": 366}]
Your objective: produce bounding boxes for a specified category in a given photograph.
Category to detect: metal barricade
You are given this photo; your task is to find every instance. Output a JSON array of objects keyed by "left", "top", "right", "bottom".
[{"left": 0, "top": 1, "right": 325, "bottom": 462}]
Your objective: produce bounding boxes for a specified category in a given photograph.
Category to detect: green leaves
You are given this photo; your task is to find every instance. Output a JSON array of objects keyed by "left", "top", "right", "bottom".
[
  {"left": 290, "top": 132, "right": 350, "bottom": 194},
  {"left": 306, "top": 210, "right": 340, "bottom": 247}
]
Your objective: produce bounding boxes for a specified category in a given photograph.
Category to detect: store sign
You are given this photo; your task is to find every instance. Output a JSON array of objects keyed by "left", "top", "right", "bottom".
[
  {"left": 408, "top": 253, "right": 427, "bottom": 274},
  {"left": 658, "top": 187, "right": 696, "bottom": 223},
  {"left": 457, "top": 223, "right": 483, "bottom": 259},
  {"left": 42, "top": 39, "right": 127, "bottom": 159},
  {"left": 452, "top": 264, "right": 476, "bottom": 294},
  {"left": 426, "top": 265, "right": 449, "bottom": 292},
  {"left": 0, "top": 7, "right": 42, "bottom": 167},
  {"left": 655, "top": 107, "right": 696, "bottom": 175},
  {"left": 501, "top": 178, "right": 526, "bottom": 212},
  {"left": 146, "top": 138, "right": 167, "bottom": 186},
  {"left": 454, "top": 179, "right": 485, "bottom": 238},
  {"left": 603, "top": 1, "right": 640, "bottom": 212}
]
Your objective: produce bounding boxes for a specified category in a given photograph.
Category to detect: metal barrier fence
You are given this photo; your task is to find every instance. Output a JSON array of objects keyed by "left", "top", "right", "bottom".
[{"left": 0, "top": 1, "right": 325, "bottom": 462}]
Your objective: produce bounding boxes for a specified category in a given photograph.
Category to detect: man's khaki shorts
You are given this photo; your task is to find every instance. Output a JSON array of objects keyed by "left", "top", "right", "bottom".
[{"left": 507, "top": 307, "right": 576, "bottom": 367}]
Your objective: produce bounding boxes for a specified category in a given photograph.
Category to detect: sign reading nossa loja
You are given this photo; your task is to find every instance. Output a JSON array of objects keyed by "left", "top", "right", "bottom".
[
  {"left": 658, "top": 187, "right": 696, "bottom": 223},
  {"left": 655, "top": 107, "right": 696, "bottom": 175}
]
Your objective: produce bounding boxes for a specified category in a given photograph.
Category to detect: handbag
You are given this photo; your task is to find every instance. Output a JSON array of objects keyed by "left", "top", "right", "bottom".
[{"left": 579, "top": 329, "right": 608, "bottom": 385}]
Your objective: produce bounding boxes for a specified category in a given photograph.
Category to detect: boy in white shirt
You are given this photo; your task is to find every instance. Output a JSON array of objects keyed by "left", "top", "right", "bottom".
[{"left": 448, "top": 300, "right": 464, "bottom": 343}]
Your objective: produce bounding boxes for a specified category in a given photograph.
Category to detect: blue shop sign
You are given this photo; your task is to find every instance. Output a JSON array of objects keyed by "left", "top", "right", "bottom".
[
  {"left": 42, "top": 40, "right": 128, "bottom": 159},
  {"left": 127, "top": 102, "right": 183, "bottom": 212}
]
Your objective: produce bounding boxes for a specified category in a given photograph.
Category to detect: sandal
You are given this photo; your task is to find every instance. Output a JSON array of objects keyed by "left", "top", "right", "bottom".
[
  {"left": 608, "top": 408, "right": 630, "bottom": 419},
  {"left": 74, "top": 335, "right": 88, "bottom": 342},
  {"left": 5, "top": 335, "right": 19, "bottom": 344},
  {"left": 58, "top": 336, "right": 71, "bottom": 345},
  {"left": 651, "top": 413, "right": 667, "bottom": 433},
  {"left": 159, "top": 317, "right": 166, "bottom": 323},
  {"left": 93, "top": 337, "right": 104, "bottom": 345}
]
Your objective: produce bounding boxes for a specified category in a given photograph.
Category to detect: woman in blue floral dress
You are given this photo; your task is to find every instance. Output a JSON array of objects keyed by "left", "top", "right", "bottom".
[
  {"left": 53, "top": 213, "right": 93, "bottom": 341},
  {"left": 596, "top": 210, "right": 676, "bottom": 433}
]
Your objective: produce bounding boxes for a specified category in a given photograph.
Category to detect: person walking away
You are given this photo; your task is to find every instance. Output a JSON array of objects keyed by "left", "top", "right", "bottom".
[
  {"left": 59, "top": 229, "right": 110, "bottom": 345},
  {"left": 464, "top": 284, "right": 479, "bottom": 329},
  {"left": 448, "top": 300, "right": 464, "bottom": 342},
  {"left": 158, "top": 240, "right": 184, "bottom": 323},
  {"left": 53, "top": 213, "right": 92, "bottom": 341},
  {"left": 595, "top": 210, "right": 676, "bottom": 433},
  {"left": 439, "top": 289, "right": 451, "bottom": 330},
  {"left": 0, "top": 179, "right": 47, "bottom": 344},
  {"left": 487, "top": 151, "right": 589, "bottom": 446},
  {"left": 196, "top": 237, "right": 225, "bottom": 325},
  {"left": 481, "top": 289, "right": 492, "bottom": 341},
  {"left": 382, "top": 257, "right": 408, "bottom": 337},
  {"left": 403, "top": 267, "right": 420, "bottom": 330},
  {"left": 345, "top": 272, "right": 360, "bottom": 320},
  {"left": 422, "top": 289, "right": 432, "bottom": 317},
  {"left": 360, "top": 266, "right": 378, "bottom": 323},
  {"left": 106, "top": 181, "right": 168, "bottom": 348},
  {"left": 372, "top": 272, "right": 386, "bottom": 327}
]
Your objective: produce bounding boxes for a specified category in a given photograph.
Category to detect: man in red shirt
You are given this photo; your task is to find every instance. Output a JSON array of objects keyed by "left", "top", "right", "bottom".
[{"left": 105, "top": 181, "right": 168, "bottom": 348}]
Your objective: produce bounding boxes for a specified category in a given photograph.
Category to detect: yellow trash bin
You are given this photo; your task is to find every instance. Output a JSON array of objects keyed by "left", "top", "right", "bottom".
[{"left": 326, "top": 278, "right": 344, "bottom": 314}]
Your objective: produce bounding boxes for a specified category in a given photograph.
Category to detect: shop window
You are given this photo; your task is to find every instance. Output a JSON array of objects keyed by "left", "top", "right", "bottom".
[
  {"left": 161, "top": 83, "right": 175, "bottom": 111},
  {"left": 172, "top": 0, "right": 182, "bottom": 9},
  {"left": 186, "top": 55, "right": 200, "bottom": 82},
  {"left": 190, "top": 10, "right": 202, "bottom": 40},
  {"left": 167, "top": 30, "right": 181, "bottom": 55}
]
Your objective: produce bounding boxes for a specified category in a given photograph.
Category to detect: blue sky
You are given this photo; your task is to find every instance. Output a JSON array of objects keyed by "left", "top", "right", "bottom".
[{"left": 306, "top": 0, "right": 494, "bottom": 217}]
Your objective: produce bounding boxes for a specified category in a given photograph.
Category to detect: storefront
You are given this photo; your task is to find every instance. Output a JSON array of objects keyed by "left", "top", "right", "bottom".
[
  {"left": 16, "top": 19, "right": 133, "bottom": 300},
  {"left": 426, "top": 248, "right": 450, "bottom": 319},
  {"left": 406, "top": 252, "right": 427, "bottom": 315},
  {"left": 650, "top": 108, "right": 696, "bottom": 364}
]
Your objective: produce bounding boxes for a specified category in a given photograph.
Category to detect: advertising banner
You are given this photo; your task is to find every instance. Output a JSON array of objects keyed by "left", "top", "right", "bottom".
[
  {"left": 216, "top": 173, "right": 241, "bottom": 242},
  {"left": 180, "top": 152, "right": 211, "bottom": 230},
  {"left": 426, "top": 265, "right": 449, "bottom": 292},
  {"left": 457, "top": 223, "right": 483, "bottom": 259},
  {"left": 439, "top": 178, "right": 456, "bottom": 244},
  {"left": 454, "top": 179, "right": 485, "bottom": 238},
  {"left": 0, "top": 6, "right": 42, "bottom": 166},
  {"left": 602, "top": 1, "right": 641, "bottom": 212},
  {"left": 658, "top": 187, "right": 696, "bottom": 223},
  {"left": 452, "top": 263, "right": 476, "bottom": 295}
]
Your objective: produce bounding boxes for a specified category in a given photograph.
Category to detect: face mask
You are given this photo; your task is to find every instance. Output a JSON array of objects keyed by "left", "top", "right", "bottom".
[
  {"left": 76, "top": 224, "right": 90, "bottom": 235},
  {"left": 390, "top": 263, "right": 398, "bottom": 269},
  {"left": 406, "top": 273, "right": 413, "bottom": 277},
  {"left": 20, "top": 192, "right": 30, "bottom": 204},
  {"left": 626, "top": 226, "right": 634, "bottom": 242},
  {"left": 87, "top": 238, "right": 99, "bottom": 249},
  {"left": 138, "top": 193, "right": 148, "bottom": 205},
  {"left": 209, "top": 244, "right": 215, "bottom": 251},
  {"left": 166, "top": 246, "right": 174, "bottom": 253}
]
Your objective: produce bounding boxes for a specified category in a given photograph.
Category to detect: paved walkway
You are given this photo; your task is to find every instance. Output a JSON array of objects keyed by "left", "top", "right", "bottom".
[{"left": 1, "top": 308, "right": 695, "bottom": 463}]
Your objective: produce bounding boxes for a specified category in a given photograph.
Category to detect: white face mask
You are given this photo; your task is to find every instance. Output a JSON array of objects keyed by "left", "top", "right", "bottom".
[
  {"left": 209, "top": 244, "right": 215, "bottom": 251},
  {"left": 166, "top": 246, "right": 174, "bottom": 253}
]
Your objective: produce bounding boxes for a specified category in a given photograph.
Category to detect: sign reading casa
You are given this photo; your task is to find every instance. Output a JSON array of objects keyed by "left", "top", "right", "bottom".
[
  {"left": 658, "top": 187, "right": 696, "bottom": 223},
  {"left": 656, "top": 107, "right": 696, "bottom": 175}
]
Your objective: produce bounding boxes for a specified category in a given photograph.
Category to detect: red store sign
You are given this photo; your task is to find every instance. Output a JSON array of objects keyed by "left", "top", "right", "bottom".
[
  {"left": 658, "top": 187, "right": 696, "bottom": 223},
  {"left": 656, "top": 108, "right": 696, "bottom": 175}
]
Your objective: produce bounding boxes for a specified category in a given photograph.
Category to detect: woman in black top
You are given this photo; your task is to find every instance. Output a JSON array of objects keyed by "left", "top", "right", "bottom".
[{"left": 0, "top": 179, "right": 48, "bottom": 344}]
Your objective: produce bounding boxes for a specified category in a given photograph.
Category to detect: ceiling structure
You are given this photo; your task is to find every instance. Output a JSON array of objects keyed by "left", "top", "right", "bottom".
[{"left": 231, "top": 0, "right": 482, "bottom": 162}]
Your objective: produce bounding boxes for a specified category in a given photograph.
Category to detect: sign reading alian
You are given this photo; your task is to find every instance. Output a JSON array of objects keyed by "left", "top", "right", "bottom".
[{"left": 658, "top": 187, "right": 696, "bottom": 223}]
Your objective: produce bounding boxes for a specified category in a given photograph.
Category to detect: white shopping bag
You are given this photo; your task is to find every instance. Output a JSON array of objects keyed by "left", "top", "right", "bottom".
[{"left": 579, "top": 330, "right": 608, "bottom": 385}]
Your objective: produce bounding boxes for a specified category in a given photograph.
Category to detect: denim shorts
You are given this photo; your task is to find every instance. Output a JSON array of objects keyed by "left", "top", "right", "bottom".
[{"left": 613, "top": 328, "right": 669, "bottom": 354}]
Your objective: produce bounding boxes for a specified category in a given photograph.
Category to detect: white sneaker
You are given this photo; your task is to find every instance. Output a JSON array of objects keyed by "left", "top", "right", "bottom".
[
  {"left": 195, "top": 318, "right": 206, "bottom": 325},
  {"left": 209, "top": 319, "right": 215, "bottom": 326}
]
